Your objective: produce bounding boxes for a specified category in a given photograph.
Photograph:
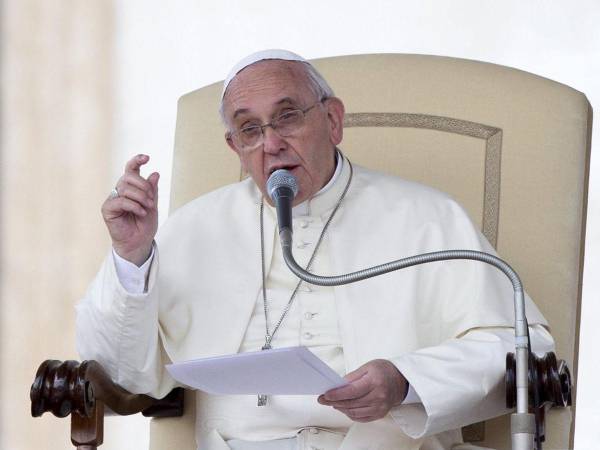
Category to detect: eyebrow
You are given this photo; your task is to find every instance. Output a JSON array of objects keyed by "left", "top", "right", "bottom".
[
  {"left": 275, "top": 97, "right": 297, "bottom": 106},
  {"left": 232, "top": 108, "right": 250, "bottom": 120},
  {"left": 232, "top": 97, "right": 299, "bottom": 120}
]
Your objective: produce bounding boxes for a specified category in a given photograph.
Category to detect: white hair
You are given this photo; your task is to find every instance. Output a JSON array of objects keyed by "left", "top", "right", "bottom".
[{"left": 219, "top": 60, "right": 335, "bottom": 127}]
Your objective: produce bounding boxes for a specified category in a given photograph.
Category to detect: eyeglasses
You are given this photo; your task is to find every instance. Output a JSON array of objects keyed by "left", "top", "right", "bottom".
[{"left": 228, "top": 100, "right": 325, "bottom": 151}]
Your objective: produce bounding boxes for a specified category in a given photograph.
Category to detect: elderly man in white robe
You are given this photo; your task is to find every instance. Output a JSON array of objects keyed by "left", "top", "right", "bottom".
[{"left": 76, "top": 50, "right": 554, "bottom": 450}]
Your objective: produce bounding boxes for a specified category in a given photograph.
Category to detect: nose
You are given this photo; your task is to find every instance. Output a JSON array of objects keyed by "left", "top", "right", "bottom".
[{"left": 262, "top": 125, "right": 288, "bottom": 155}]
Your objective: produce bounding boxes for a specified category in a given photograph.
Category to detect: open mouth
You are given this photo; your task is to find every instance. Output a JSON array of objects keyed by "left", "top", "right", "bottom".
[{"left": 268, "top": 165, "right": 298, "bottom": 176}]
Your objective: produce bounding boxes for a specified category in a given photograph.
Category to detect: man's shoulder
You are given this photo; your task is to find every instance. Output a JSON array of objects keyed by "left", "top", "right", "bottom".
[
  {"left": 352, "top": 163, "right": 459, "bottom": 209},
  {"left": 348, "top": 163, "right": 487, "bottom": 251}
]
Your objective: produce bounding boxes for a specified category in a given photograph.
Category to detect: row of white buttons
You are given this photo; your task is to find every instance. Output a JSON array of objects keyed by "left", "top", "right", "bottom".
[{"left": 295, "top": 218, "right": 320, "bottom": 346}]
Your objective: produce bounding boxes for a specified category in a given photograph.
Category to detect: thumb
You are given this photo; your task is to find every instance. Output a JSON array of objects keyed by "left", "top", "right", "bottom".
[{"left": 343, "top": 364, "right": 369, "bottom": 383}]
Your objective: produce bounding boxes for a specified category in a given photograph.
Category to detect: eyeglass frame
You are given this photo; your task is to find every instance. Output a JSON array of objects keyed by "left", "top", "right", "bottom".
[{"left": 226, "top": 98, "right": 328, "bottom": 151}]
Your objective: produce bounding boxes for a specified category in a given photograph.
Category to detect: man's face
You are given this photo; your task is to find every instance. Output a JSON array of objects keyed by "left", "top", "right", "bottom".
[{"left": 223, "top": 60, "right": 345, "bottom": 205}]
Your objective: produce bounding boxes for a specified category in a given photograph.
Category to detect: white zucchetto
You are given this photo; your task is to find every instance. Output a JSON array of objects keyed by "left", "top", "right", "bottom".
[{"left": 222, "top": 49, "right": 308, "bottom": 99}]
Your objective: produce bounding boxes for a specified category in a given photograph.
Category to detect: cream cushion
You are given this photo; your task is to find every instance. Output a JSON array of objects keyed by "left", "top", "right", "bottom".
[{"left": 149, "top": 54, "right": 592, "bottom": 450}]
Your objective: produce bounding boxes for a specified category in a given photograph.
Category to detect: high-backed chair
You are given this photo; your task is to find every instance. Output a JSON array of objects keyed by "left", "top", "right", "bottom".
[{"left": 32, "top": 54, "right": 591, "bottom": 450}]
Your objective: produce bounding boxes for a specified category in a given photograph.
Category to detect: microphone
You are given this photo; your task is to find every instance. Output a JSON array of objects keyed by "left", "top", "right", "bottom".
[{"left": 266, "top": 169, "right": 298, "bottom": 236}]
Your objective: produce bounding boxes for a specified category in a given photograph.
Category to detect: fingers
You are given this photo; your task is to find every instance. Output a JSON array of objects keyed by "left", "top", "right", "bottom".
[
  {"left": 319, "top": 386, "right": 391, "bottom": 423},
  {"left": 333, "top": 405, "right": 382, "bottom": 422},
  {"left": 344, "top": 365, "right": 369, "bottom": 383},
  {"left": 116, "top": 183, "right": 154, "bottom": 209},
  {"left": 125, "top": 154, "right": 150, "bottom": 174},
  {"left": 318, "top": 384, "right": 378, "bottom": 408},
  {"left": 118, "top": 172, "right": 155, "bottom": 198},
  {"left": 103, "top": 155, "right": 160, "bottom": 218},
  {"left": 320, "top": 371, "right": 372, "bottom": 402},
  {"left": 104, "top": 196, "right": 148, "bottom": 218},
  {"left": 318, "top": 359, "right": 408, "bottom": 423},
  {"left": 113, "top": 156, "right": 160, "bottom": 209}
]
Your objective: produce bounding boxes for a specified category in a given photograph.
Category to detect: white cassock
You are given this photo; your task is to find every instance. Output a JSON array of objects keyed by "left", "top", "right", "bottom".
[{"left": 76, "top": 152, "right": 553, "bottom": 450}]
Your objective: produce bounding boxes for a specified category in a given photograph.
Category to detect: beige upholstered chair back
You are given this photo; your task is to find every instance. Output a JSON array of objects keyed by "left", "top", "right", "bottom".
[{"left": 151, "top": 54, "right": 592, "bottom": 450}]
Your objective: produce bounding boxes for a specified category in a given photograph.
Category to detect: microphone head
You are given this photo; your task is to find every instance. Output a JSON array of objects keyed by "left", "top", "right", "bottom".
[{"left": 267, "top": 169, "right": 299, "bottom": 201}]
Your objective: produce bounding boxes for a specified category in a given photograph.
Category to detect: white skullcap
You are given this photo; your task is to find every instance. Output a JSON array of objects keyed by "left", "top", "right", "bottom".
[{"left": 222, "top": 49, "right": 308, "bottom": 99}]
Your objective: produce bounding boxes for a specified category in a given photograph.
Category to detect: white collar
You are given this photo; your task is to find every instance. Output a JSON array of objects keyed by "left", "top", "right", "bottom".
[{"left": 291, "top": 150, "right": 344, "bottom": 217}]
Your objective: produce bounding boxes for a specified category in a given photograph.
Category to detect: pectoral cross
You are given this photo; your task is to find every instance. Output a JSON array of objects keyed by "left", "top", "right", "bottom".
[
  {"left": 257, "top": 341, "right": 272, "bottom": 406},
  {"left": 257, "top": 394, "right": 268, "bottom": 406}
]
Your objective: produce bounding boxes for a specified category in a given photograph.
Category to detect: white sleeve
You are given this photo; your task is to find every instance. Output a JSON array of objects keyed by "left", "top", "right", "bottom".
[
  {"left": 75, "top": 246, "right": 176, "bottom": 399},
  {"left": 401, "top": 383, "right": 422, "bottom": 405},
  {"left": 388, "top": 325, "right": 555, "bottom": 438},
  {"left": 112, "top": 245, "right": 155, "bottom": 294}
]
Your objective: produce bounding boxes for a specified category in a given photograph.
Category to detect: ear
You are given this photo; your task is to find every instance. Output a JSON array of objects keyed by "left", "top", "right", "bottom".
[
  {"left": 324, "top": 97, "right": 345, "bottom": 146},
  {"left": 225, "top": 132, "right": 238, "bottom": 154}
]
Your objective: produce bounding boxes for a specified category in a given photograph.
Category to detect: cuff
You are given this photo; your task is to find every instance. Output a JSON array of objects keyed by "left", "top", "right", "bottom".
[
  {"left": 402, "top": 383, "right": 422, "bottom": 405},
  {"left": 112, "top": 244, "right": 155, "bottom": 294}
]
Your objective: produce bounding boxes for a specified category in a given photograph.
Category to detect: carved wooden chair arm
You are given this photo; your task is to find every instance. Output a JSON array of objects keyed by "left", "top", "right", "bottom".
[
  {"left": 30, "top": 360, "right": 184, "bottom": 449},
  {"left": 505, "top": 351, "right": 572, "bottom": 447}
]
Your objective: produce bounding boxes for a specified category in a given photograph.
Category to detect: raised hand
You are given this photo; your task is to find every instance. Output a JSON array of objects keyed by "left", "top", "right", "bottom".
[
  {"left": 101, "top": 154, "right": 159, "bottom": 266},
  {"left": 318, "top": 359, "right": 408, "bottom": 422}
]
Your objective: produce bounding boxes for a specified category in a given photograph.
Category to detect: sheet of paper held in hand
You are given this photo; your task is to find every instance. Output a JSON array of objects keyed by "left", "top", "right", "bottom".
[{"left": 165, "top": 346, "right": 348, "bottom": 395}]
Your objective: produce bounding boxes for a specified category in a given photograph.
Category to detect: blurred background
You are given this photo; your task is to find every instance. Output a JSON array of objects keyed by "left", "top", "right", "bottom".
[{"left": 1, "top": 1, "right": 598, "bottom": 449}]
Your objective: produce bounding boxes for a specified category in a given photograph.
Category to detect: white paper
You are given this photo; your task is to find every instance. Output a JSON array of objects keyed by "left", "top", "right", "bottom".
[{"left": 165, "top": 346, "right": 348, "bottom": 395}]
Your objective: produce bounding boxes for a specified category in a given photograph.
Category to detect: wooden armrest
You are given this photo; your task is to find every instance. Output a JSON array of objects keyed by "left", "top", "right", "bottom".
[
  {"left": 505, "top": 351, "right": 572, "bottom": 447},
  {"left": 30, "top": 360, "right": 184, "bottom": 449}
]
